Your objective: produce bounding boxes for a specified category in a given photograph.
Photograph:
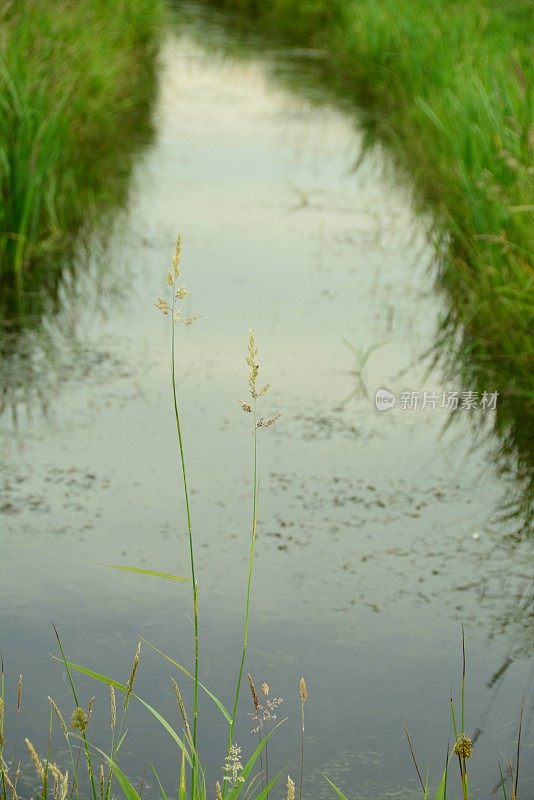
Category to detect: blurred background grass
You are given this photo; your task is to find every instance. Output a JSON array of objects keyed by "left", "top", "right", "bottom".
[
  {"left": 0, "top": 0, "right": 164, "bottom": 276},
  {"left": 210, "top": 0, "right": 534, "bottom": 522}
]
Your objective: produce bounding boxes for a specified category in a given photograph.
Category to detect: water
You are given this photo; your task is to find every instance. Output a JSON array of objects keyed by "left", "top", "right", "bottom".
[{"left": 1, "top": 6, "right": 532, "bottom": 798}]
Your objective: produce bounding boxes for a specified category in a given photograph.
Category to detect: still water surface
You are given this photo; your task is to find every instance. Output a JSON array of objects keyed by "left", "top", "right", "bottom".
[{"left": 1, "top": 6, "right": 532, "bottom": 798}]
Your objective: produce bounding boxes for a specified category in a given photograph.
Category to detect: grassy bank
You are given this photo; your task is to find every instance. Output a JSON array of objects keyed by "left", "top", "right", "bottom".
[
  {"left": 209, "top": 0, "right": 534, "bottom": 482},
  {"left": 0, "top": 0, "right": 164, "bottom": 276}
]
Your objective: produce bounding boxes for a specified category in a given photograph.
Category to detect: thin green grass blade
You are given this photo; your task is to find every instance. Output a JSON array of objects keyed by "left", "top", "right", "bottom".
[
  {"left": 498, "top": 762, "right": 508, "bottom": 800},
  {"left": 116, "top": 729, "right": 129, "bottom": 754},
  {"left": 321, "top": 774, "right": 351, "bottom": 800},
  {"left": 54, "top": 659, "right": 192, "bottom": 765},
  {"left": 135, "top": 697, "right": 192, "bottom": 767},
  {"left": 83, "top": 741, "right": 142, "bottom": 800},
  {"left": 250, "top": 769, "right": 284, "bottom": 800},
  {"left": 141, "top": 639, "right": 232, "bottom": 723},
  {"left": 94, "top": 564, "right": 191, "bottom": 582},
  {"left": 149, "top": 763, "right": 168, "bottom": 800},
  {"left": 50, "top": 658, "right": 127, "bottom": 691},
  {"left": 178, "top": 750, "right": 186, "bottom": 800},
  {"left": 434, "top": 744, "right": 450, "bottom": 800}
]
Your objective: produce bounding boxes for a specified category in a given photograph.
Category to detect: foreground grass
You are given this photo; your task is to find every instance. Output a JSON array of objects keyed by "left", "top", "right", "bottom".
[
  {"left": 209, "top": 0, "right": 534, "bottom": 484},
  {"left": 0, "top": 0, "right": 164, "bottom": 276},
  {"left": 0, "top": 242, "right": 526, "bottom": 800}
]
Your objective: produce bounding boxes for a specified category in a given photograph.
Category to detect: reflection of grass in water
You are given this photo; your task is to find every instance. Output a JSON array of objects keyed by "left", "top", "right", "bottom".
[
  {"left": 0, "top": 0, "right": 163, "bottom": 277},
  {"left": 0, "top": 235, "right": 131, "bottom": 423},
  {"left": 192, "top": 0, "right": 533, "bottom": 538}
]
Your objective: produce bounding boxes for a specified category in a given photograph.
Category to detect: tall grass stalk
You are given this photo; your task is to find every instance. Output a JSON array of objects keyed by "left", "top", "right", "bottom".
[
  {"left": 298, "top": 679, "right": 307, "bottom": 800},
  {"left": 229, "top": 330, "right": 273, "bottom": 756},
  {"left": 52, "top": 623, "right": 98, "bottom": 800},
  {"left": 167, "top": 237, "right": 200, "bottom": 799},
  {"left": 230, "top": 395, "right": 258, "bottom": 747}
]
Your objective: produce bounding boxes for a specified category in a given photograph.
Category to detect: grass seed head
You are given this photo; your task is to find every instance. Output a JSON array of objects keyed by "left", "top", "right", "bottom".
[
  {"left": 155, "top": 297, "right": 170, "bottom": 315},
  {"left": 70, "top": 706, "right": 89, "bottom": 733},
  {"left": 171, "top": 677, "right": 192, "bottom": 742},
  {"left": 172, "top": 235, "right": 182, "bottom": 280},
  {"left": 110, "top": 685, "right": 117, "bottom": 731},
  {"left": 215, "top": 781, "right": 222, "bottom": 800},
  {"left": 16, "top": 674, "right": 23, "bottom": 716},
  {"left": 125, "top": 641, "right": 141, "bottom": 709},
  {"left": 25, "top": 739, "right": 44, "bottom": 781},
  {"left": 0, "top": 761, "right": 18, "bottom": 800},
  {"left": 247, "top": 674, "right": 260, "bottom": 711},
  {"left": 48, "top": 697, "right": 67, "bottom": 736},
  {"left": 453, "top": 733, "right": 473, "bottom": 760},
  {"left": 299, "top": 677, "right": 308, "bottom": 704},
  {"left": 287, "top": 775, "right": 295, "bottom": 800}
]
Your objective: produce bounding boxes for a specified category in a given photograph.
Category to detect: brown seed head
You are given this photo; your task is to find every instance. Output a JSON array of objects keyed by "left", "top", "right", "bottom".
[
  {"left": 215, "top": 781, "right": 222, "bottom": 800},
  {"left": 16, "top": 675, "right": 23, "bottom": 716},
  {"left": 125, "top": 641, "right": 141, "bottom": 709},
  {"left": 247, "top": 674, "right": 260, "bottom": 711},
  {"left": 453, "top": 733, "right": 473, "bottom": 760},
  {"left": 299, "top": 678, "right": 308, "bottom": 704}
]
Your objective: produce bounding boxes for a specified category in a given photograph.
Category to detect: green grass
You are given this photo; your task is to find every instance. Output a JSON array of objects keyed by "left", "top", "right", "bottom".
[
  {"left": 206, "top": 0, "right": 534, "bottom": 504},
  {"left": 0, "top": 0, "right": 164, "bottom": 277}
]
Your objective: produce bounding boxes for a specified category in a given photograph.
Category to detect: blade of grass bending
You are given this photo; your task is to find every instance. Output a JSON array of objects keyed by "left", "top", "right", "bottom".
[
  {"left": 321, "top": 774, "right": 351, "bottom": 800},
  {"left": 75, "top": 739, "right": 142, "bottom": 800},
  {"left": 94, "top": 564, "right": 191, "bottom": 582},
  {"left": 514, "top": 696, "right": 524, "bottom": 800},
  {"left": 401, "top": 715, "right": 426, "bottom": 795},
  {"left": 52, "top": 624, "right": 98, "bottom": 800},
  {"left": 433, "top": 743, "right": 450, "bottom": 800},
  {"left": 498, "top": 762, "right": 508, "bottom": 800},
  {"left": 50, "top": 658, "right": 127, "bottom": 692},
  {"left": 135, "top": 697, "right": 192, "bottom": 767},
  {"left": 141, "top": 639, "right": 232, "bottom": 723},
  {"left": 250, "top": 769, "right": 284, "bottom": 800},
  {"left": 149, "top": 763, "right": 168, "bottom": 800},
  {"left": 54, "top": 658, "right": 192, "bottom": 766}
]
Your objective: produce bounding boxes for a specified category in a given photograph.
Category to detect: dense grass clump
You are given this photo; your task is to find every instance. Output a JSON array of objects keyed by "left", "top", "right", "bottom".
[
  {"left": 209, "top": 0, "right": 534, "bottom": 480},
  {"left": 0, "top": 0, "right": 164, "bottom": 276}
]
